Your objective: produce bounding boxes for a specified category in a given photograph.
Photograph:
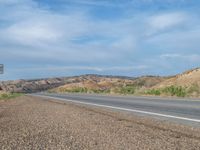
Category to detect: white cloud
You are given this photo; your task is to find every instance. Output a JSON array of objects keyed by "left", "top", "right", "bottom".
[
  {"left": 146, "top": 25, "right": 200, "bottom": 52},
  {"left": 5, "top": 21, "right": 61, "bottom": 46},
  {"left": 147, "top": 12, "right": 187, "bottom": 35},
  {"left": 0, "top": 0, "right": 139, "bottom": 63},
  {"left": 0, "top": 5, "right": 93, "bottom": 48},
  {"left": 12, "top": 65, "right": 149, "bottom": 72},
  {"left": 0, "top": 0, "right": 200, "bottom": 79},
  {"left": 160, "top": 53, "right": 200, "bottom": 63},
  {"left": 160, "top": 53, "right": 182, "bottom": 58}
]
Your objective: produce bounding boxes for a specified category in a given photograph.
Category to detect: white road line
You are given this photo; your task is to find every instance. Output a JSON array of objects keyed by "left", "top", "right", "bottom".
[{"left": 31, "top": 94, "right": 200, "bottom": 123}]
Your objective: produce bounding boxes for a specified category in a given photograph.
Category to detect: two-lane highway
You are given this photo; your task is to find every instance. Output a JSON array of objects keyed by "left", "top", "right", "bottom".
[{"left": 32, "top": 93, "right": 200, "bottom": 127}]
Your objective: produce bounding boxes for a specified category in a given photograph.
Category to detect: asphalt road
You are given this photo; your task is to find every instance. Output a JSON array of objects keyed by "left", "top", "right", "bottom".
[{"left": 32, "top": 93, "right": 200, "bottom": 127}]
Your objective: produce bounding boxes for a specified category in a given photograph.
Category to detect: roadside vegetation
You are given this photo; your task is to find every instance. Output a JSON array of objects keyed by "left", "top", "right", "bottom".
[
  {"left": 49, "top": 84, "right": 200, "bottom": 98},
  {"left": 49, "top": 85, "right": 138, "bottom": 95},
  {"left": 0, "top": 93, "right": 23, "bottom": 100},
  {"left": 111, "top": 85, "right": 136, "bottom": 95},
  {"left": 145, "top": 89, "right": 161, "bottom": 96},
  {"left": 50, "top": 87, "right": 110, "bottom": 94},
  {"left": 145, "top": 86, "right": 187, "bottom": 97}
]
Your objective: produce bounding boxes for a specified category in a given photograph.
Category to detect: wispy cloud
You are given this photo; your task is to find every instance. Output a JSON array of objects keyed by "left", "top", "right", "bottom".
[
  {"left": 4, "top": 21, "right": 62, "bottom": 46},
  {"left": 12, "top": 65, "right": 149, "bottom": 72},
  {"left": 0, "top": 0, "right": 200, "bottom": 79},
  {"left": 146, "top": 12, "right": 188, "bottom": 36},
  {"left": 160, "top": 54, "right": 200, "bottom": 63}
]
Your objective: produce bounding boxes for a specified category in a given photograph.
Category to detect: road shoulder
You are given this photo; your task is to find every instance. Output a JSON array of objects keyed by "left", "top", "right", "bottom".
[{"left": 0, "top": 95, "right": 200, "bottom": 149}]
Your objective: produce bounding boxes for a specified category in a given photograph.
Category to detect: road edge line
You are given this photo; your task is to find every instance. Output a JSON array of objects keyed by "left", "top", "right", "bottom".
[{"left": 31, "top": 94, "right": 200, "bottom": 123}]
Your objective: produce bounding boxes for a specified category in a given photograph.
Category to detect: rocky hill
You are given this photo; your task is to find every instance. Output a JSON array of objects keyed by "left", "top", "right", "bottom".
[
  {"left": 49, "top": 68, "right": 200, "bottom": 97},
  {"left": 50, "top": 75, "right": 165, "bottom": 94},
  {"left": 154, "top": 68, "right": 200, "bottom": 88},
  {"left": 0, "top": 78, "right": 66, "bottom": 93},
  {"left": 0, "top": 75, "right": 164, "bottom": 93},
  {"left": 1, "top": 68, "right": 199, "bottom": 98},
  {"left": 149, "top": 68, "right": 200, "bottom": 97}
]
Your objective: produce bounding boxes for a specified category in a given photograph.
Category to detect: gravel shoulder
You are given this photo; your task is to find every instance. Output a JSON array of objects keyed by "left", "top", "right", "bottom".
[{"left": 0, "top": 96, "right": 200, "bottom": 150}]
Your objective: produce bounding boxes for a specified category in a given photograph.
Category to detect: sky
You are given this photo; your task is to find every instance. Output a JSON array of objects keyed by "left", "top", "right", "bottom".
[{"left": 0, "top": 0, "right": 200, "bottom": 80}]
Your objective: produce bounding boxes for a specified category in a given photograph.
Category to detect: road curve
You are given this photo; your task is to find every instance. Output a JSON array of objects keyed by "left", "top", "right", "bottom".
[{"left": 31, "top": 93, "right": 200, "bottom": 127}]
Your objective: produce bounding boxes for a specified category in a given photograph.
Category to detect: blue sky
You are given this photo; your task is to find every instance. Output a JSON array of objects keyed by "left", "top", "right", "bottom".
[{"left": 0, "top": 0, "right": 200, "bottom": 80}]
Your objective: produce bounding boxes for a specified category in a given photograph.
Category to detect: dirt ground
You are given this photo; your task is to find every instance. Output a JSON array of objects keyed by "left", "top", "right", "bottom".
[{"left": 0, "top": 96, "right": 200, "bottom": 150}]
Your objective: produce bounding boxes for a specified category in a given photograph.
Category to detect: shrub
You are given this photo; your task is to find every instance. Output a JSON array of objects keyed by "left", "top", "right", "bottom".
[
  {"left": 145, "top": 89, "right": 161, "bottom": 95},
  {"left": 70, "top": 87, "right": 88, "bottom": 93},
  {"left": 91, "top": 89, "right": 110, "bottom": 94},
  {"left": 162, "top": 86, "right": 186, "bottom": 97},
  {"left": 117, "top": 86, "right": 135, "bottom": 94},
  {"left": 145, "top": 86, "right": 186, "bottom": 97}
]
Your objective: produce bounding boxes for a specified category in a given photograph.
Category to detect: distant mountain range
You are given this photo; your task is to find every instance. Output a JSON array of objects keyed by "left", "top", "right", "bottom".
[{"left": 0, "top": 68, "right": 200, "bottom": 98}]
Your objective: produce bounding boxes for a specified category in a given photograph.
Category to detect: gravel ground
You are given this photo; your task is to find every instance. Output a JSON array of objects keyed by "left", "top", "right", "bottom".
[{"left": 0, "top": 96, "right": 200, "bottom": 150}]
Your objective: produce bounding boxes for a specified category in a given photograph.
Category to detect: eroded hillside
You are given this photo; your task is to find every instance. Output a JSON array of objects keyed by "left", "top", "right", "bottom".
[
  {"left": 147, "top": 68, "right": 200, "bottom": 97},
  {"left": 50, "top": 75, "right": 165, "bottom": 95},
  {"left": 1, "top": 68, "right": 199, "bottom": 98},
  {"left": 154, "top": 68, "right": 200, "bottom": 88},
  {"left": 0, "top": 78, "right": 67, "bottom": 93}
]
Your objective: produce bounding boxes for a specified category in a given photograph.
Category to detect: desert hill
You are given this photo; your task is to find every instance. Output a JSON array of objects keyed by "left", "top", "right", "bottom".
[
  {"left": 0, "top": 78, "right": 66, "bottom": 93},
  {"left": 50, "top": 68, "right": 200, "bottom": 97},
  {"left": 0, "top": 74, "right": 164, "bottom": 93},
  {"left": 148, "top": 68, "right": 200, "bottom": 97},
  {"left": 50, "top": 75, "right": 165, "bottom": 94},
  {"left": 0, "top": 68, "right": 199, "bottom": 97},
  {"left": 154, "top": 68, "right": 200, "bottom": 88}
]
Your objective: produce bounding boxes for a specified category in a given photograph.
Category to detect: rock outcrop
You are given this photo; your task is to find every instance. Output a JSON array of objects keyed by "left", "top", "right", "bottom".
[{"left": 0, "top": 78, "right": 66, "bottom": 93}]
